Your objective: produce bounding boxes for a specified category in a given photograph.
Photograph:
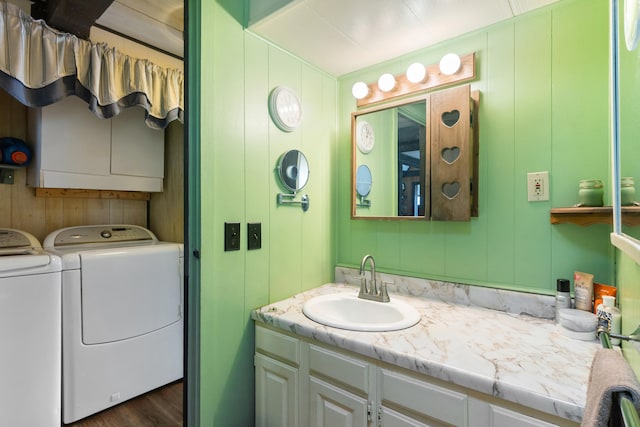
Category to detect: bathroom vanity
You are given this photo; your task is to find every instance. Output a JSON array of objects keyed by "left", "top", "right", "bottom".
[{"left": 253, "top": 276, "right": 599, "bottom": 427}]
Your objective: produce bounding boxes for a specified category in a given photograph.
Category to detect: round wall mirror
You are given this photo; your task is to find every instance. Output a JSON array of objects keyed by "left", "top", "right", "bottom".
[
  {"left": 278, "top": 149, "right": 310, "bottom": 192},
  {"left": 355, "top": 164, "right": 372, "bottom": 197}
]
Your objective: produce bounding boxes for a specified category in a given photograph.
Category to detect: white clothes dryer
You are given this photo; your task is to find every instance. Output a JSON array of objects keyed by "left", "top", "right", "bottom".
[
  {"left": 44, "top": 224, "right": 183, "bottom": 424},
  {"left": 0, "top": 228, "right": 61, "bottom": 427}
]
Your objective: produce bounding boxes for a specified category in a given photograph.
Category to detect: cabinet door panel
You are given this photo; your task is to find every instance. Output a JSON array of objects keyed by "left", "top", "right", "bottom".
[
  {"left": 111, "top": 107, "right": 164, "bottom": 178},
  {"left": 468, "top": 398, "right": 564, "bottom": 427},
  {"left": 381, "top": 406, "right": 436, "bottom": 427},
  {"left": 309, "top": 344, "right": 369, "bottom": 394},
  {"left": 256, "top": 326, "right": 300, "bottom": 365},
  {"left": 379, "top": 368, "right": 467, "bottom": 426},
  {"left": 255, "top": 354, "right": 298, "bottom": 427},
  {"left": 37, "top": 96, "right": 111, "bottom": 176},
  {"left": 491, "top": 406, "right": 560, "bottom": 427},
  {"left": 309, "top": 376, "right": 368, "bottom": 427}
]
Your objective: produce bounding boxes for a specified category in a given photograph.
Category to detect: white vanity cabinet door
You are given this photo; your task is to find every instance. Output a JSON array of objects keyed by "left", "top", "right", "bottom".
[
  {"left": 489, "top": 408, "right": 560, "bottom": 427},
  {"left": 379, "top": 368, "right": 468, "bottom": 426},
  {"left": 253, "top": 325, "right": 577, "bottom": 427},
  {"left": 468, "top": 398, "right": 570, "bottom": 427},
  {"left": 307, "top": 344, "right": 372, "bottom": 427},
  {"left": 255, "top": 353, "right": 299, "bottom": 427},
  {"left": 380, "top": 406, "right": 432, "bottom": 427},
  {"left": 309, "top": 376, "right": 369, "bottom": 427}
]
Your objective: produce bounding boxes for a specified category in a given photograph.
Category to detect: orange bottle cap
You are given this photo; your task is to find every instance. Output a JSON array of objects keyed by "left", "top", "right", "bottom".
[{"left": 11, "top": 151, "right": 27, "bottom": 164}]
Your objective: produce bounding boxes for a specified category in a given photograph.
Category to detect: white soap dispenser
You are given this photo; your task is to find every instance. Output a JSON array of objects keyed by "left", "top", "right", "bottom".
[{"left": 596, "top": 295, "right": 622, "bottom": 345}]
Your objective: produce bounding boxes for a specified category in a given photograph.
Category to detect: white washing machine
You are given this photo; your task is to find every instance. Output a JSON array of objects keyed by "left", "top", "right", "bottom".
[
  {"left": 0, "top": 228, "right": 61, "bottom": 427},
  {"left": 44, "top": 224, "right": 184, "bottom": 423}
]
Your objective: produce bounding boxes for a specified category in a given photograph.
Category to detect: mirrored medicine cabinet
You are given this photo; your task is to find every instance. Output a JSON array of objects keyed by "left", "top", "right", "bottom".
[{"left": 351, "top": 84, "right": 479, "bottom": 221}]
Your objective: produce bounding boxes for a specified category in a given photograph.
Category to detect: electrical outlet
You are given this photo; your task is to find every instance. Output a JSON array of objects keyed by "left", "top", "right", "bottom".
[{"left": 527, "top": 171, "right": 549, "bottom": 201}]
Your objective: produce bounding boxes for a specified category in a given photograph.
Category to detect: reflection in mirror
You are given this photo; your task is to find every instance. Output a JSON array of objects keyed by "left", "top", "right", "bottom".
[
  {"left": 278, "top": 149, "right": 309, "bottom": 192},
  {"left": 397, "top": 103, "right": 426, "bottom": 216},
  {"left": 355, "top": 164, "right": 372, "bottom": 208},
  {"left": 611, "top": 0, "right": 640, "bottom": 263},
  {"left": 353, "top": 97, "right": 427, "bottom": 218}
]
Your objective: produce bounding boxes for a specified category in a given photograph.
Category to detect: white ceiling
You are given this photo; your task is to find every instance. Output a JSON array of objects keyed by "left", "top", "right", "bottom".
[
  {"left": 14, "top": 0, "right": 564, "bottom": 73},
  {"left": 249, "top": 0, "right": 562, "bottom": 76},
  {"left": 95, "top": 0, "right": 184, "bottom": 58}
]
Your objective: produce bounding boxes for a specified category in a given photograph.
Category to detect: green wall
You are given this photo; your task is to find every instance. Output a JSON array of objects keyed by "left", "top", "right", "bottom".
[
  {"left": 198, "top": 2, "right": 336, "bottom": 425},
  {"left": 194, "top": 0, "right": 640, "bottom": 424},
  {"left": 337, "top": 0, "right": 615, "bottom": 295},
  {"left": 616, "top": 252, "right": 640, "bottom": 377}
]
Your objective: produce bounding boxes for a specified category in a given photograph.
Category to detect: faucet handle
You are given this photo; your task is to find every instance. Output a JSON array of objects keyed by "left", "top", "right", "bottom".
[
  {"left": 380, "top": 281, "right": 391, "bottom": 302},
  {"left": 358, "top": 275, "right": 369, "bottom": 297}
]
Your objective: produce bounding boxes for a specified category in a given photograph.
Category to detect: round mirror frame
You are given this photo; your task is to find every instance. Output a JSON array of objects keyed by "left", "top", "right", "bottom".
[{"left": 277, "top": 149, "right": 310, "bottom": 193}]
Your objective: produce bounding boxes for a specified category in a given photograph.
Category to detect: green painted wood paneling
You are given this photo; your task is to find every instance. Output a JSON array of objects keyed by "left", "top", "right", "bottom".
[
  {"left": 336, "top": 0, "right": 614, "bottom": 293},
  {"left": 197, "top": 4, "right": 337, "bottom": 424},
  {"left": 197, "top": 1, "right": 218, "bottom": 425},
  {"left": 512, "top": 11, "right": 553, "bottom": 290},
  {"left": 244, "top": 32, "right": 271, "bottom": 317},
  {"left": 300, "top": 66, "right": 334, "bottom": 291},
  {"left": 268, "top": 47, "right": 304, "bottom": 302},
  {"left": 485, "top": 23, "right": 516, "bottom": 286},
  {"left": 200, "top": 2, "right": 251, "bottom": 426},
  {"left": 550, "top": 0, "right": 613, "bottom": 289},
  {"left": 185, "top": 0, "right": 201, "bottom": 423}
]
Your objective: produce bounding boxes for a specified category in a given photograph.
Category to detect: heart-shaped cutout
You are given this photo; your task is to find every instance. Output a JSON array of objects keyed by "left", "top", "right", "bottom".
[
  {"left": 441, "top": 110, "right": 460, "bottom": 127},
  {"left": 442, "top": 182, "right": 461, "bottom": 199},
  {"left": 441, "top": 147, "right": 460, "bottom": 164}
]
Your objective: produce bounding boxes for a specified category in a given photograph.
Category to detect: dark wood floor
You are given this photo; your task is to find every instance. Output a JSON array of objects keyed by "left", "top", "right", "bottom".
[{"left": 66, "top": 381, "right": 183, "bottom": 427}]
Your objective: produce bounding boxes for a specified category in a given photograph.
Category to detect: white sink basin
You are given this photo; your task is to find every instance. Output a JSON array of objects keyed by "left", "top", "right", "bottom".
[{"left": 302, "top": 293, "right": 421, "bottom": 332}]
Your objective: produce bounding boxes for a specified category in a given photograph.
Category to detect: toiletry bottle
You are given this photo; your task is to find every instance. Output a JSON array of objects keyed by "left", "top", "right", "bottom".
[
  {"left": 555, "top": 279, "right": 571, "bottom": 322},
  {"left": 596, "top": 295, "right": 621, "bottom": 345},
  {"left": 574, "top": 271, "right": 594, "bottom": 311}
]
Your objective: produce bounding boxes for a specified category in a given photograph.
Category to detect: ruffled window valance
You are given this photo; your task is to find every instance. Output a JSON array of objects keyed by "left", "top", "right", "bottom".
[{"left": 0, "top": 1, "right": 183, "bottom": 129}]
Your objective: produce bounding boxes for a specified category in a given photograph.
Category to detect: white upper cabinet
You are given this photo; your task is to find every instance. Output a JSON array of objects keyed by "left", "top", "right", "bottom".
[{"left": 27, "top": 96, "right": 165, "bottom": 192}]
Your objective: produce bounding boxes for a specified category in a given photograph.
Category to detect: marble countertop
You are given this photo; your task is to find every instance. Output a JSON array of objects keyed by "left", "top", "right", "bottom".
[{"left": 252, "top": 282, "right": 601, "bottom": 423}]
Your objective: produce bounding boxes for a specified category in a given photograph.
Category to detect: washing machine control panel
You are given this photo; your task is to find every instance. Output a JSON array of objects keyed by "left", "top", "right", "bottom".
[
  {"left": 0, "top": 228, "right": 41, "bottom": 254},
  {"left": 47, "top": 225, "right": 157, "bottom": 247}
]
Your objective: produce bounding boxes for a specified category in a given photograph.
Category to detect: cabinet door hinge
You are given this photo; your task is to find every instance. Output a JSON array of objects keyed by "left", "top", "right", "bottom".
[
  {"left": 367, "top": 401, "right": 372, "bottom": 422},
  {"left": 377, "top": 406, "right": 382, "bottom": 427}
]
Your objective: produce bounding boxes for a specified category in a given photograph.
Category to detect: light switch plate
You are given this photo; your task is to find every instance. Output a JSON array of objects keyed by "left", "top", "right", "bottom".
[
  {"left": 248, "top": 223, "right": 261, "bottom": 250},
  {"left": 224, "top": 222, "right": 241, "bottom": 251}
]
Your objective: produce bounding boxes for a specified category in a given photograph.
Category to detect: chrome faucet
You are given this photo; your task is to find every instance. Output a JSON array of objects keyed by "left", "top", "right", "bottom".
[{"left": 358, "top": 254, "right": 389, "bottom": 302}]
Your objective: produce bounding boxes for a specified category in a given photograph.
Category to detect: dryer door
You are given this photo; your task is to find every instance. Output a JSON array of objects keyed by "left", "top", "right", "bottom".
[{"left": 79, "top": 245, "right": 181, "bottom": 344}]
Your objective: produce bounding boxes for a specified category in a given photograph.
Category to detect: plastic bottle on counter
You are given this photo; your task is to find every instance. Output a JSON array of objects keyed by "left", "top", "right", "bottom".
[
  {"left": 596, "top": 295, "right": 621, "bottom": 345},
  {"left": 555, "top": 279, "right": 572, "bottom": 323},
  {"left": 574, "top": 271, "right": 594, "bottom": 311}
]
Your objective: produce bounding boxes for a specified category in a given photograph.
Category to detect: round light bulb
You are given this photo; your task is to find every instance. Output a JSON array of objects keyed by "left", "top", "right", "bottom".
[
  {"left": 406, "top": 62, "right": 426, "bottom": 83},
  {"left": 351, "top": 81, "right": 369, "bottom": 100},
  {"left": 377, "top": 73, "right": 396, "bottom": 92},
  {"left": 439, "top": 53, "right": 461, "bottom": 75}
]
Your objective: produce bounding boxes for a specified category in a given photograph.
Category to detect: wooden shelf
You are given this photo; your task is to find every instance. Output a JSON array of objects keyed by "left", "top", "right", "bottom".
[{"left": 550, "top": 206, "right": 640, "bottom": 226}]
